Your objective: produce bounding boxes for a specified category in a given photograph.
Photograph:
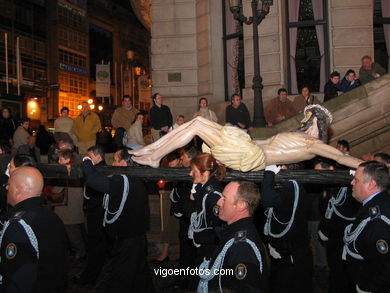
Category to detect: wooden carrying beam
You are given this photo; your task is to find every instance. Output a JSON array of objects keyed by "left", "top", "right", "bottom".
[{"left": 36, "top": 164, "right": 354, "bottom": 185}]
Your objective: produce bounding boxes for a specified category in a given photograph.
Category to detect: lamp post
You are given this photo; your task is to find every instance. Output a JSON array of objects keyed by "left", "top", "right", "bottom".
[{"left": 229, "top": 0, "right": 273, "bottom": 127}]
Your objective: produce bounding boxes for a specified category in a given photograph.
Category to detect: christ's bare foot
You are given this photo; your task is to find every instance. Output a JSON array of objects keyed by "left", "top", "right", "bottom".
[{"left": 131, "top": 155, "right": 160, "bottom": 168}]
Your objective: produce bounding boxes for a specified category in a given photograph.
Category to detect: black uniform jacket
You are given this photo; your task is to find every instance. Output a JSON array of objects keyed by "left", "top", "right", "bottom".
[
  {"left": 183, "top": 176, "right": 223, "bottom": 245},
  {"left": 149, "top": 104, "right": 173, "bottom": 130},
  {"left": 0, "top": 197, "right": 68, "bottom": 292},
  {"left": 81, "top": 160, "right": 149, "bottom": 239},
  {"left": 208, "top": 217, "right": 268, "bottom": 293},
  {"left": 345, "top": 190, "right": 390, "bottom": 292},
  {"left": 319, "top": 186, "right": 360, "bottom": 240},
  {"left": 261, "top": 171, "right": 310, "bottom": 254}
]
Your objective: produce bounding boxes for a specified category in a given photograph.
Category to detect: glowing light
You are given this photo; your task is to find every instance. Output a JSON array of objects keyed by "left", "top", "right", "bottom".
[
  {"left": 33, "top": 97, "right": 38, "bottom": 100},
  {"left": 28, "top": 101, "right": 38, "bottom": 109},
  {"left": 87, "top": 99, "right": 93, "bottom": 104},
  {"left": 77, "top": 105, "right": 82, "bottom": 110},
  {"left": 90, "top": 104, "right": 95, "bottom": 110},
  {"left": 98, "top": 105, "right": 103, "bottom": 111}
]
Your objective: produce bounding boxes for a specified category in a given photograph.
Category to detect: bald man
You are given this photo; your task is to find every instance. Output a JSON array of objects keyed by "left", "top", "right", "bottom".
[{"left": 0, "top": 167, "right": 67, "bottom": 292}]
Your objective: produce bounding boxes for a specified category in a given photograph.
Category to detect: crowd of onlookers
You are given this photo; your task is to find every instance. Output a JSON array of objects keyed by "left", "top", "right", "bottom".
[{"left": 263, "top": 55, "right": 387, "bottom": 126}]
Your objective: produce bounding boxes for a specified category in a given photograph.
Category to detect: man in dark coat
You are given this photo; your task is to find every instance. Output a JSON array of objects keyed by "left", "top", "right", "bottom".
[
  {"left": 81, "top": 148, "right": 155, "bottom": 293},
  {"left": 261, "top": 164, "right": 312, "bottom": 293},
  {"left": 225, "top": 94, "right": 253, "bottom": 131},
  {"left": 0, "top": 167, "right": 68, "bottom": 292},
  {"left": 324, "top": 71, "right": 342, "bottom": 102},
  {"left": 344, "top": 161, "right": 390, "bottom": 293}
]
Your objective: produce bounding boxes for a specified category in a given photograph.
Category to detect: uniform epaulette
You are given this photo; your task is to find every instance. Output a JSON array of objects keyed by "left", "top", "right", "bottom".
[
  {"left": 369, "top": 206, "right": 381, "bottom": 219},
  {"left": 9, "top": 211, "right": 25, "bottom": 221},
  {"left": 235, "top": 230, "right": 247, "bottom": 243}
]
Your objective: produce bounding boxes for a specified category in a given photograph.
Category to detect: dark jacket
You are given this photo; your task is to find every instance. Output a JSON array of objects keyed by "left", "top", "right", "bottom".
[
  {"left": 81, "top": 160, "right": 150, "bottom": 239},
  {"left": 149, "top": 104, "right": 173, "bottom": 130},
  {"left": 319, "top": 186, "right": 360, "bottom": 240},
  {"left": 261, "top": 171, "right": 310, "bottom": 253},
  {"left": 0, "top": 117, "right": 16, "bottom": 144},
  {"left": 324, "top": 80, "right": 342, "bottom": 102},
  {"left": 225, "top": 103, "right": 252, "bottom": 129},
  {"left": 340, "top": 77, "right": 361, "bottom": 93},
  {"left": 207, "top": 217, "right": 268, "bottom": 293},
  {"left": 183, "top": 176, "right": 223, "bottom": 245},
  {"left": 0, "top": 197, "right": 68, "bottom": 292},
  {"left": 345, "top": 191, "right": 390, "bottom": 293}
]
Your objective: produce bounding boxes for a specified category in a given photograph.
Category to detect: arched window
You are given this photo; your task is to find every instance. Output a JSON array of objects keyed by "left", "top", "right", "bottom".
[{"left": 287, "top": 0, "right": 329, "bottom": 94}]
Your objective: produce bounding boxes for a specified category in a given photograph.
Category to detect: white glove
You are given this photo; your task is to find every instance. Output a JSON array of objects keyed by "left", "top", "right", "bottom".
[
  {"left": 349, "top": 170, "right": 356, "bottom": 176},
  {"left": 5, "top": 163, "right": 10, "bottom": 177},
  {"left": 356, "top": 284, "right": 371, "bottom": 293},
  {"left": 318, "top": 230, "right": 329, "bottom": 242},
  {"left": 265, "top": 165, "right": 281, "bottom": 174},
  {"left": 268, "top": 244, "right": 281, "bottom": 259},
  {"left": 82, "top": 156, "right": 93, "bottom": 164}
]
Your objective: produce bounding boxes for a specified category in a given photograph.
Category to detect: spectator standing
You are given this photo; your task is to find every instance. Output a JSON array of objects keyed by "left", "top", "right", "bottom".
[
  {"left": 193, "top": 97, "right": 218, "bottom": 122},
  {"left": 149, "top": 93, "right": 173, "bottom": 142},
  {"left": 341, "top": 69, "right": 362, "bottom": 93},
  {"left": 72, "top": 102, "right": 101, "bottom": 154},
  {"left": 264, "top": 88, "right": 297, "bottom": 126},
  {"left": 324, "top": 71, "right": 342, "bottom": 102},
  {"left": 127, "top": 113, "right": 145, "bottom": 150},
  {"left": 0, "top": 107, "right": 16, "bottom": 146},
  {"left": 292, "top": 86, "right": 321, "bottom": 114},
  {"left": 12, "top": 118, "right": 31, "bottom": 151},
  {"left": 111, "top": 95, "right": 138, "bottom": 130},
  {"left": 54, "top": 107, "right": 77, "bottom": 144},
  {"left": 225, "top": 94, "right": 253, "bottom": 131},
  {"left": 0, "top": 167, "right": 68, "bottom": 292},
  {"left": 17, "top": 135, "right": 41, "bottom": 163},
  {"left": 359, "top": 55, "right": 386, "bottom": 84}
]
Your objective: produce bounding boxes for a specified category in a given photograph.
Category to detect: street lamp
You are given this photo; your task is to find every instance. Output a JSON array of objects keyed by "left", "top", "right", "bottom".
[{"left": 229, "top": 0, "right": 273, "bottom": 127}]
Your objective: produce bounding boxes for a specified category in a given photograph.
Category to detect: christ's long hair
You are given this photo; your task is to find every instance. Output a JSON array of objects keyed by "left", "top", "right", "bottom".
[{"left": 298, "top": 105, "right": 332, "bottom": 143}]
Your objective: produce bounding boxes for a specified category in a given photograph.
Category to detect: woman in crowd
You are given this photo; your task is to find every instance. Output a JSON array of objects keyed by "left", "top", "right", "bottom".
[
  {"left": 127, "top": 113, "right": 145, "bottom": 150},
  {"left": 193, "top": 97, "right": 218, "bottom": 122},
  {"left": 54, "top": 107, "right": 77, "bottom": 144},
  {"left": 292, "top": 86, "right": 321, "bottom": 114},
  {"left": 0, "top": 107, "right": 16, "bottom": 146}
]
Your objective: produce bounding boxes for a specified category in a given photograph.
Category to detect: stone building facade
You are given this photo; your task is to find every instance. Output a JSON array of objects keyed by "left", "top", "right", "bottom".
[{"left": 150, "top": 0, "right": 385, "bottom": 122}]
